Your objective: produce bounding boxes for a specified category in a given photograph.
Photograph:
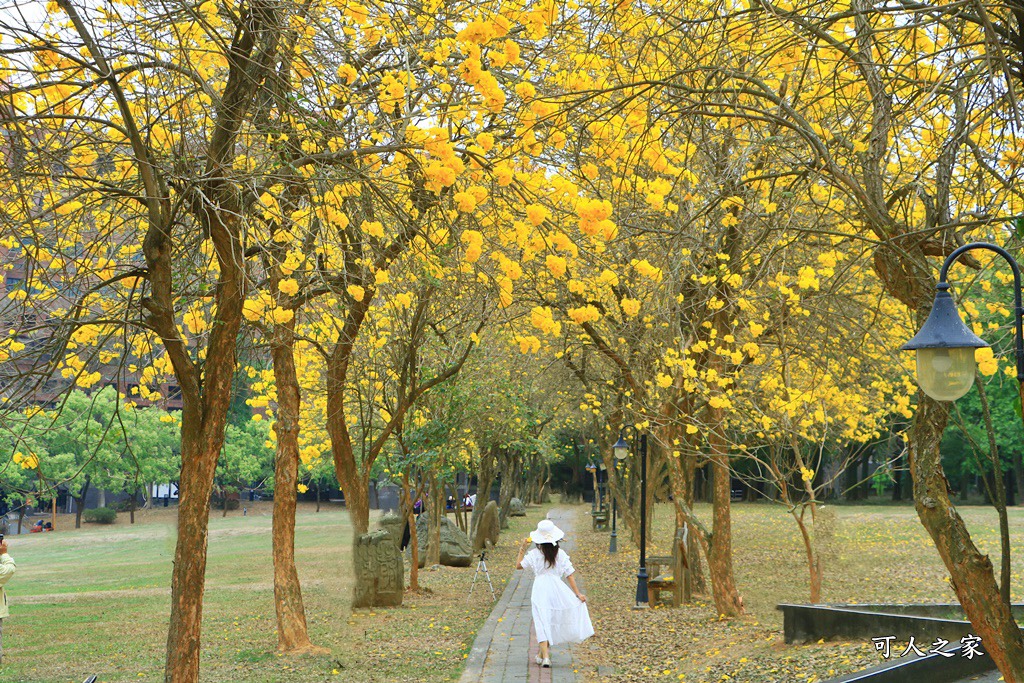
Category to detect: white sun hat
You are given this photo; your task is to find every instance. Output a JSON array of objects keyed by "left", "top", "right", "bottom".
[{"left": 530, "top": 519, "right": 565, "bottom": 544}]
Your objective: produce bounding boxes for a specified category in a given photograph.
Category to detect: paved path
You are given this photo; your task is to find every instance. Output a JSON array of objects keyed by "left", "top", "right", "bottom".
[{"left": 460, "top": 508, "right": 583, "bottom": 683}]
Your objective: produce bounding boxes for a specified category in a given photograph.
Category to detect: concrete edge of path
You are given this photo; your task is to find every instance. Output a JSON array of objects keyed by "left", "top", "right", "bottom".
[{"left": 460, "top": 566, "right": 526, "bottom": 682}]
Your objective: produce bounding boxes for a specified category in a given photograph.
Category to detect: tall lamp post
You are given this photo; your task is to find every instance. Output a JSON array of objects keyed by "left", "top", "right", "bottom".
[
  {"left": 585, "top": 460, "right": 598, "bottom": 512},
  {"left": 613, "top": 425, "right": 649, "bottom": 609},
  {"left": 902, "top": 241, "right": 1022, "bottom": 609},
  {"left": 901, "top": 242, "right": 1023, "bottom": 399},
  {"left": 609, "top": 444, "right": 627, "bottom": 553}
]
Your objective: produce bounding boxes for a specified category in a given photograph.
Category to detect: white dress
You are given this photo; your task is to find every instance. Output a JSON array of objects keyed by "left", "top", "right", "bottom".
[{"left": 521, "top": 547, "right": 595, "bottom": 646}]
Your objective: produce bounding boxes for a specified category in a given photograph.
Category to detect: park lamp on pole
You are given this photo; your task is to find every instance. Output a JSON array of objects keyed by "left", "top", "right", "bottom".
[
  {"left": 614, "top": 425, "right": 650, "bottom": 609},
  {"left": 609, "top": 435, "right": 630, "bottom": 554},
  {"left": 902, "top": 242, "right": 1024, "bottom": 401}
]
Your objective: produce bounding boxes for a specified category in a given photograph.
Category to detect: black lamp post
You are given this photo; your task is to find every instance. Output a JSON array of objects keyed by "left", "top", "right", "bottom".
[
  {"left": 585, "top": 460, "right": 597, "bottom": 512},
  {"left": 613, "top": 425, "right": 649, "bottom": 609},
  {"left": 609, "top": 441, "right": 628, "bottom": 553},
  {"left": 902, "top": 242, "right": 1024, "bottom": 400}
]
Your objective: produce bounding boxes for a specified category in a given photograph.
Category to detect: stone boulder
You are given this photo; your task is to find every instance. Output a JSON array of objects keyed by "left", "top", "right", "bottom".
[
  {"left": 353, "top": 529, "right": 404, "bottom": 607},
  {"left": 509, "top": 497, "right": 527, "bottom": 516},
  {"left": 473, "top": 500, "right": 500, "bottom": 553},
  {"left": 378, "top": 511, "right": 405, "bottom": 552},
  {"left": 417, "top": 515, "right": 473, "bottom": 568}
]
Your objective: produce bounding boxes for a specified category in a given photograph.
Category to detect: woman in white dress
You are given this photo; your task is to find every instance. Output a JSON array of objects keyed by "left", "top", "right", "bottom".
[{"left": 515, "top": 519, "right": 594, "bottom": 668}]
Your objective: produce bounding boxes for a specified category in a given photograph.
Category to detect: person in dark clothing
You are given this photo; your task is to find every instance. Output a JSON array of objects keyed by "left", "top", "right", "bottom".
[{"left": 401, "top": 520, "right": 411, "bottom": 551}]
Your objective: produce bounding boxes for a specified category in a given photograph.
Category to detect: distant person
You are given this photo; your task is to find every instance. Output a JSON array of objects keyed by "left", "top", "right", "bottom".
[
  {"left": 516, "top": 519, "right": 593, "bottom": 668},
  {"left": 43, "top": 522, "right": 52, "bottom": 531},
  {"left": 0, "top": 538, "right": 16, "bottom": 664}
]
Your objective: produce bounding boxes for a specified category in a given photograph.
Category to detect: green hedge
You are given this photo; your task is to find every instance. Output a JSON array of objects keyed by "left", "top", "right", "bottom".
[{"left": 83, "top": 507, "right": 117, "bottom": 524}]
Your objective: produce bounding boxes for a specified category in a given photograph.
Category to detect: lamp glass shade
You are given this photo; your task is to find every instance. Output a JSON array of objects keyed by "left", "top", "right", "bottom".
[
  {"left": 613, "top": 435, "right": 630, "bottom": 460},
  {"left": 915, "top": 346, "right": 976, "bottom": 401}
]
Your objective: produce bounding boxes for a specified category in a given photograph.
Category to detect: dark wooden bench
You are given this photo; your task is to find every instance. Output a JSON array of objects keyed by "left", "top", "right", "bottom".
[
  {"left": 592, "top": 505, "right": 609, "bottom": 531},
  {"left": 646, "top": 525, "right": 690, "bottom": 607}
]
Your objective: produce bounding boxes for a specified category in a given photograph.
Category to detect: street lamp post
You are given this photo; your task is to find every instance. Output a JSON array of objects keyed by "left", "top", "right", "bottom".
[
  {"left": 610, "top": 442, "right": 629, "bottom": 554},
  {"left": 585, "top": 460, "right": 598, "bottom": 513},
  {"left": 902, "top": 242, "right": 1024, "bottom": 400},
  {"left": 613, "top": 426, "right": 649, "bottom": 609},
  {"left": 902, "top": 241, "right": 1021, "bottom": 611}
]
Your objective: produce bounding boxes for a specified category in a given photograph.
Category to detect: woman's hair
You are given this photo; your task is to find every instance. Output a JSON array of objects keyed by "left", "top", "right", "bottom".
[{"left": 538, "top": 542, "right": 559, "bottom": 568}]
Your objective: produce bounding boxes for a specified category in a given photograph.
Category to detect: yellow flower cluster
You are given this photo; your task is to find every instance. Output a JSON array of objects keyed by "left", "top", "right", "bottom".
[
  {"left": 975, "top": 347, "right": 998, "bottom": 376},
  {"left": 243, "top": 292, "right": 293, "bottom": 324},
  {"left": 462, "top": 229, "right": 484, "bottom": 263},
  {"left": 797, "top": 266, "right": 820, "bottom": 290},
  {"left": 459, "top": 48, "right": 506, "bottom": 113},
  {"left": 567, "top": 305, "right": 600, "bottom": 324},
  {"left": 454, "top": 191, "right": 477, "bottom": 213},
  {"left": 633, "top": 259, "right": 663, "bottom": 282},
  {"left": 514, "top": 335, "right": 541, "bottom": 353},
  {"left": 576, "top": 197, "right": 616, "bottom": 239},
  {"left": 546, "top": 254, "right": 567, "bottom": 278},
  {"left": 530, "top": 306, "right": 561, "bottom": 336},
  {"left": 362, "top": 220, "right": 385, "bottom": 238},
  {"left": 12, "top": 451, "right": 38, "bottom": 470},
  {"left": 278, "top": 278, "right": 299, "bottom": 296}
]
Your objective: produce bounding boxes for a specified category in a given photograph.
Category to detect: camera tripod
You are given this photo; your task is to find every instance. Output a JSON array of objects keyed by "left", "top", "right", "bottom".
[{"left": 468, "top": 550, "right": 496, "bottom": 601}]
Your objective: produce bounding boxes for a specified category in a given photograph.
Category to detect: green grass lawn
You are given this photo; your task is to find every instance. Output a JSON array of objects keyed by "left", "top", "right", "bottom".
[
  {"left": 6, "top": 500, "right": 1015, "bottom": 683},
  {"left": 1, "top": 503, "right": 547, "bottom": 683}
]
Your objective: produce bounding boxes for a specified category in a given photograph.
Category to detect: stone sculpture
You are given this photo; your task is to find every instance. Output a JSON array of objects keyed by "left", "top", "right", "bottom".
[
  {"left": 509, "top": 497, "right": 526, "bottom": 516},
  {"left": 416, "top": 515, "right": 473, "bottom": 568},
  {"left": 353, "top": 529, "right": 404, "bottom": 607}
]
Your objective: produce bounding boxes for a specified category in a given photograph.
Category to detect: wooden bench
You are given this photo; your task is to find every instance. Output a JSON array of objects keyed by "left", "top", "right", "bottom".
[
  {"left": 646, "top": 525, "right": 690, "bottom": 607},
  {"left": 592, "top": 505, "right": 609, "bottom": 531}
]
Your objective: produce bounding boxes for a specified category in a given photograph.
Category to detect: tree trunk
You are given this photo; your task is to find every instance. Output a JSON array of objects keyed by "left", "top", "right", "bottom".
[
  {"left": 343, "top": 474, "right": 371, "bottom": 536},
  {"left": 709, "top": 449, "right": 743, "bottom": 616},
  {"left": 315, "top": 484, "right": 320, "bottom": 513},
  {"left": 679, "top": 454, "right": 704, "bottom": 593},
  {"left": 222, "top": 488, "right": 229, "bottom": 517},
  {"left": 470, "top": 445, "right": 497, "bottom": 538},
  {"left": 401, "top": 473, "right": 420, "bottom": 591},
  {"left": 1015, "top": 450, "right": 1024, "bottom": 507},
  {"left": 498, "top": 453, "right": 517, "bottom": 530},
  {"left": 270, "top": 317, "right": 315, "bottom": 652},
  {"left": 793, "top": 509, "right": 822, "bottom": 603},
  {"left": 165, "top": 410, "right": 232, "bottom": 683},
  {"left": 75, "top": 475, "right": 91, "bottom": 529},
  {"left": 908, "top": 394, "right": 1024, "bottom": 680},
  {"left": 427, "top": 473, "right": 443, "bottom": 566}
]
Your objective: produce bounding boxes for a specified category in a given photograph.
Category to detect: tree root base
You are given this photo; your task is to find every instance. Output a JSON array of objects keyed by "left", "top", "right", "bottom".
[{"left": 279, "top": 644, "right": 330, "bottom": 656}]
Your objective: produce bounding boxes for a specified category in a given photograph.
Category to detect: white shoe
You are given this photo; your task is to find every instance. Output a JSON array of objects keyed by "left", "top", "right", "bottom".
[
  {"left": 541, "top": 657, "right": 551, "bottom": 668},
  {"left": 535, "top": 655, "right": 543, "bottom": 665}
]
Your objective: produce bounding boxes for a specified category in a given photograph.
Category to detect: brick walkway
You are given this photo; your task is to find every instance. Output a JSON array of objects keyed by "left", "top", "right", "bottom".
[{"left": 460, "top": 509, "right": 583, "bottom": 683}]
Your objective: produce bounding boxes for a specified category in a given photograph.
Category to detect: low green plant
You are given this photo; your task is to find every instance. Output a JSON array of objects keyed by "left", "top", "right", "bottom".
[{"left": 83, "top": 506, "right": 117, "bottom": 524}]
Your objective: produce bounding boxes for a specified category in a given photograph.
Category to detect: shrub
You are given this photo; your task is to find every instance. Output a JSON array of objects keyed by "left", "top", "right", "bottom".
[{"left": 83, "top": 506, "right": 117, "bottom": 524}]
